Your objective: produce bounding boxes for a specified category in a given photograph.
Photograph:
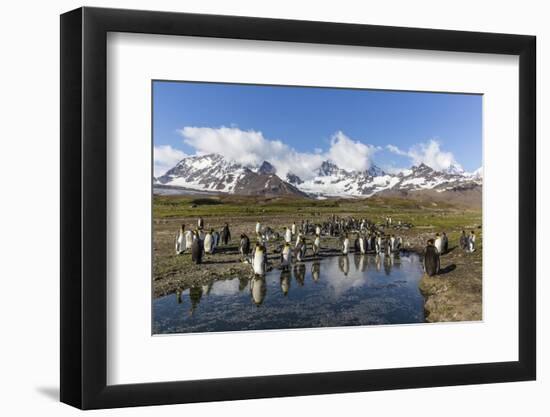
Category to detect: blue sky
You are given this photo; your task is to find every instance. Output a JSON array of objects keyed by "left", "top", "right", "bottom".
[{"left": 153, "top": 81, "right": 482, "bottom": 177}]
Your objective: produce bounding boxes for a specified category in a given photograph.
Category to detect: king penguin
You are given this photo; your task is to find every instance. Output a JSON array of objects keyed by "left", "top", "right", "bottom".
[
  {"left": 191, "top": 231, "right": 203, "bottom": 264},
  {"left": 204, "top": 230, "right": 214, "bottom": 254},
  {"left": 280, "top": 242, "right": 292, "bottom": 270},
  {"left": 175, "top": 224, "right": 186, "bottom": 255},
  {"left": 342, "top": 234, "right": 350, "bottom": 255},
  {"left": 253, "top": 243, "right": 266, "bottom": 276}
]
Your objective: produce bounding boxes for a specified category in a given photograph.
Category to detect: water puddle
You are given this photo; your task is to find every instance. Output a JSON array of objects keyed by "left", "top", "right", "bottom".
[{"left": 153, "top": 252, "right": 425, "bottom": 334}]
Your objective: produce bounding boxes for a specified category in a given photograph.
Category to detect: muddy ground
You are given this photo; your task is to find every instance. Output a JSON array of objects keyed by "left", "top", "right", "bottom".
[{"left": 407, "top": 232, "right": 482, "bottom": 322}]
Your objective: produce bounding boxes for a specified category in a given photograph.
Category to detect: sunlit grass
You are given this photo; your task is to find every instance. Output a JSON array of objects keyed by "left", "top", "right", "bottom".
[{"left": 153, "top": 194, "right": 481, "bottom": 231}]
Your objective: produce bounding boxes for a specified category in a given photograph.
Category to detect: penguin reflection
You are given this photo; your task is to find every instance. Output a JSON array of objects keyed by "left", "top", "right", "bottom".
[
  {"left": 294, "top": 264, "right": 306, "bottom": 286},
  {"left": 189, "top": 285, "right": 203, "bottom": 316},
  {"left": 280, "top": 269, "right": 291, "bottom": 296},
  {"left": 338, "top": 255, "right": 350, "bottom": 276},
  {"left": 238, "top": 276, "right": 249, "bottom": 292},
  {"left": 202, "top": 281, "right": 213, "bottom": 296},
  {"left": 383, "top": 253, "right": 393, "bottom": 276},
  {"left": 250, "top": 276, "right": 267, "bottom": 306},
  {"left": 375, "top": 254, "right": 382, "bottom": 272},
  {"left": 356, "top": 254, "right": 367, "bottom": 272},
  {"left": 392, "top": 252, "right": 401, "bottom": 270},
  {"left": 311, "top": 261, "right": 321, "bottom": 283},
  {"left": 353, "top": 253, "right": 361, "bottom": 271}
]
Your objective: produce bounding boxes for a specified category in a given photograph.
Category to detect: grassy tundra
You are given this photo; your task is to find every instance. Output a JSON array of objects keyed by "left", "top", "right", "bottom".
[{"left": 153, "top": 194, "right": 482, "bottom": 322}]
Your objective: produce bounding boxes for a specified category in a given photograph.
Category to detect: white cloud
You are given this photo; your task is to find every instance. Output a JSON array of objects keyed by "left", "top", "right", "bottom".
[
  {"left": 379, "top": 164, "right": 410, "bottom": 175},
  {"left": 153, "top": 145, "right": 187, "bottom": 177},
  {"left": 162, "top": 129, "right": 464, "bottom": 180},
  {"left": 385, "top": 144, "right": 407, "bottom": 156},
  {"left": 180, "top": 126, "right": 287, "bottom": 167},
  {"left": 327, "top": 131, "right": 378, "bottom": 172},
  {"left": 209, "top": 279, "right": 240, "bottom": 296},
  {"left": 386, "top": 139, "right": 460, "bottom": 171},
  {"left": 272, "top": 151, "right": 325, "bottom": 181},
  {"left": 179, "top": 126, "right": 376, "bottom": 180}
]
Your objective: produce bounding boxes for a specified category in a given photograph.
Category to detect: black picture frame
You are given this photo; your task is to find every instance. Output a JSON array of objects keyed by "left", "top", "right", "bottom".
[{"left": 60, "top": 6, "right": 536, "bottom": 410}]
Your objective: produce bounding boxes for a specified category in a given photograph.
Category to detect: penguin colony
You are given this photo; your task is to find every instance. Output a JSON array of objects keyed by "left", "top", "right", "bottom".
[
  {"left": 173, "top": 216, "right": 477, "bottom": 310},
  {"left": 175, "top": 215, "right": 476, "bottom": 278}
]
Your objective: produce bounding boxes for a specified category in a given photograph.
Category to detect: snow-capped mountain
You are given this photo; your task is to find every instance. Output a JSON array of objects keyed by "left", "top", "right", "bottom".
[
  {"left": 443, "top": 164, "right": 465, "bottom": 175},
  {"left": 156, "top": 153, "right": 481, "bottom": 198},
  {"left": 255, "top": 161, "right": 277, "bottom": 175},
  {"left": 157, "top": 154, "right": 306, "bottom": 197},
  {"left": 390, "top": 163, "right": 478, "bottom": 192},
  {"left": 298, "top": 160, "right": 400, "bottom": 197},
  {"left": 158, "top": 154, "right": 246, "bottom": 192},
  {"left": 465, "top": 166, "right": 483, "bottom": 180}
]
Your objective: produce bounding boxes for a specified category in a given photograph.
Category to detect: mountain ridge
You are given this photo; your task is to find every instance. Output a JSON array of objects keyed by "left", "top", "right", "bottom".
[{"left": 156, "top": 153, "right": 482, "bottom": 199}]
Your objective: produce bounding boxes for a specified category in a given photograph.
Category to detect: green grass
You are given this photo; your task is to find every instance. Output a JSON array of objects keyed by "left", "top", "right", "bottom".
[
  {"left": 154, "top": 195, "right": 341, "bottom": 218},
  {"left": 153, "top": 195, "right": 481, "bottom": 232}
]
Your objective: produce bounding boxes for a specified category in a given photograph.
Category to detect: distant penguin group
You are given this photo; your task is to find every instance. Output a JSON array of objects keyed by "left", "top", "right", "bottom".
[
  {"left": 173, "top": 215, "right": 413, "bottom": 286},
  {"left": 422, "top": 228, "right": 477, "bottom": 277},
  {"left": 175, "top": 218, "right": 232, "bottom": 263}
]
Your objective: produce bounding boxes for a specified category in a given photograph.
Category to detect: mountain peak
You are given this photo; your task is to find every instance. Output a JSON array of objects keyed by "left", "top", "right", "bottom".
[
  {"left": 317, "top": 160, "right": 341, "bottom": 176},
  {"left": 444, "top": 164, "right": 465, "bottom": 175},
  {"left": 257, "top": 160, "right": 277, "bottom": 175},
  {"left": 366, "top": 164, "right": 385, "bottom": 177},
  {"left": 286, "top": 172, "right": 303, "bottom": 185},
  {"left": 411, "top": 163, "right": 434, "bottom": 174}
]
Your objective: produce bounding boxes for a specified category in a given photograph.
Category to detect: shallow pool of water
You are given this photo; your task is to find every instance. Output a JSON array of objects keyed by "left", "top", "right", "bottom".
[{"left": 153, "top": 252, "right": 425, "bottom": 334}]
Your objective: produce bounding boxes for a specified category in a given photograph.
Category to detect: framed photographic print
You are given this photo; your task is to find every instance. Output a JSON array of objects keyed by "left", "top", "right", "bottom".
[{"left": 60, "top": 6, "right": 536, "bottom": 409}]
